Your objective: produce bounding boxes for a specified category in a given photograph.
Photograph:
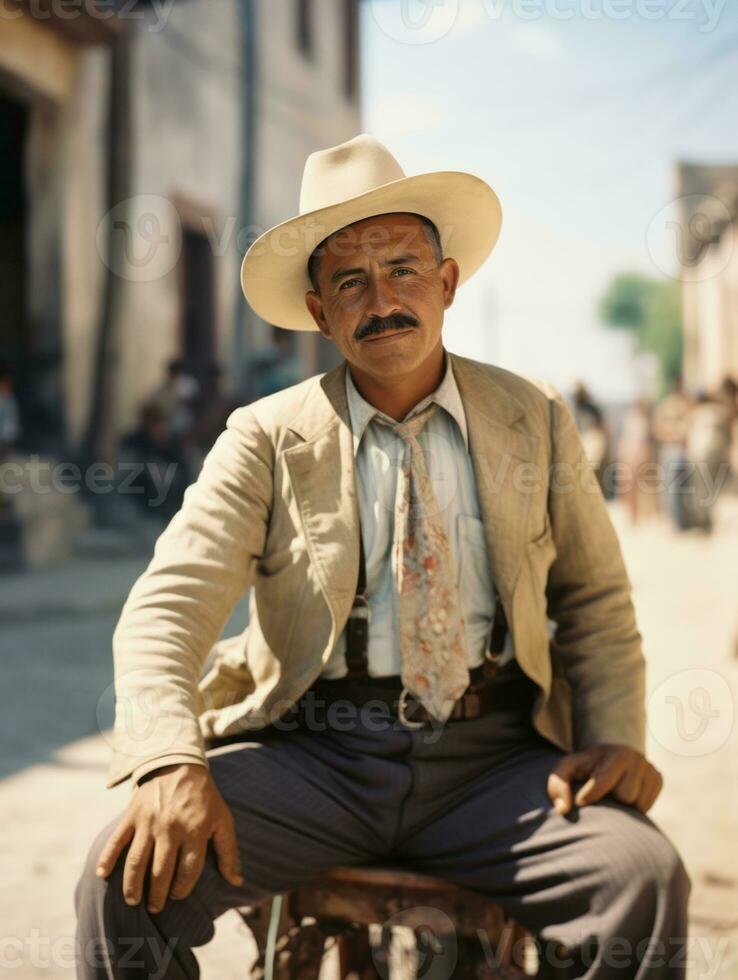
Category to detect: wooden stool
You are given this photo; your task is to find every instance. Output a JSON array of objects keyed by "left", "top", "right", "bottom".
[{"left": 240, "top": 865, "right": 546, "bottom": 978}]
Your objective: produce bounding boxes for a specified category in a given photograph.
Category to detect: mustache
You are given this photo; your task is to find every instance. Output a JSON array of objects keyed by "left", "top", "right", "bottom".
[{"left": 357, "top": 313, "right": 419, "bottom": 341}]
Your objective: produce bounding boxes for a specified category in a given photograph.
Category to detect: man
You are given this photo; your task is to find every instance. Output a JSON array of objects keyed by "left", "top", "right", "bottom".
[
  {"left": 0, "top": 361, "right": 21, "bottom": 462},
  {"left": 74, "top": 135, "right": 690, "bottom": 978},
  {"left": 652, "top": 375, "right": 692, "bottom": 531},
  {"left": 683, "top": 390, "right": 732, "bottom": 533},
  {"left": 570, "top": 381, "right": 611, "bottom": 498}
]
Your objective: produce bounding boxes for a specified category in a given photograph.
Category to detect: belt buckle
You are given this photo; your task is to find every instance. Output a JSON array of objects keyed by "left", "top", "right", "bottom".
[{"left": 397, "top": 688, "right": 427, "bottom": 729}]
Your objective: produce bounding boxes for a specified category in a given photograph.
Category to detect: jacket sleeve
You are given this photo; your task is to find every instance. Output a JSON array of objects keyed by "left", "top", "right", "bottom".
[
  {"left": 545, "top": 388, "right": 647, "bottom": 755},
  {"left": 105, "top": 406, "right": 273, "bottom": 788}
]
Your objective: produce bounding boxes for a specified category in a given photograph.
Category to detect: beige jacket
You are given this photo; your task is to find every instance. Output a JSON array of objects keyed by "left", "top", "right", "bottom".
[{"left": 106, "top": 351, "right": 646, "bottom": 789}]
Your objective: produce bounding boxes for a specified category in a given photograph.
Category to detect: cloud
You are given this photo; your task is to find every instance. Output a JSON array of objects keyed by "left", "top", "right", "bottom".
[
  {"left": 509, "top": 23, "right": 565, "bottom": 59},
  {"left": 366, "top": 0, "right": 487, "bottom": 45}
]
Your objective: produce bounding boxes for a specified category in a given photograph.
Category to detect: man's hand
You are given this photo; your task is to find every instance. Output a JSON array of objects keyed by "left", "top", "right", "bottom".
[
  {"left": 547, "top": 744, "right": 663, "bottom": 816},
  {"left": 95, "top": 763, "right": 244, "bottom": 914}
]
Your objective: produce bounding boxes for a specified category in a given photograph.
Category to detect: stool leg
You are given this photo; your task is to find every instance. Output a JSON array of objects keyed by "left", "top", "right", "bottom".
[
  {"left": 239, "top": 897, "right": 328, "bottom": 979},
  {"left": 534, "top": 937, "right": 577, "bottom": 980},
  {"left": 336, "top": 926, "right": 384, "bottom": 979},
  {"left": 456, "top": 933, "right": 485, "bottom": 978},
  {"left": 510, "top": 922, "right": 535, "bottom": 972},
  {"left": 411, "top": 927, "right": 458, "bottom": 980},
  {"left": 283, "top": 921, "right": 328, "bottom": 979},
  {"left": 489, "top": 918, "right": 534, "bottom": 975}
]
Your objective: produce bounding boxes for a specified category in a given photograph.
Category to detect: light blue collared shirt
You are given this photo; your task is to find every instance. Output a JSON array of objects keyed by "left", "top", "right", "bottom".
[{"left": 321, "top": 347, "right": 515, "bottom": 679}]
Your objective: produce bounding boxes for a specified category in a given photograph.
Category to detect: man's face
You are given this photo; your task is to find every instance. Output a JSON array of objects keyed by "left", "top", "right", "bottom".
[{"left": 305, "top": 212, "right": 459, "bottom": 378}]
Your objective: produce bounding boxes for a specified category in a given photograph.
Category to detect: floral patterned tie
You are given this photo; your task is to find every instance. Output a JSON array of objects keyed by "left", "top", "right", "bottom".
[{"left": 373, "top": 401, "right": 469, "bottom": 722}]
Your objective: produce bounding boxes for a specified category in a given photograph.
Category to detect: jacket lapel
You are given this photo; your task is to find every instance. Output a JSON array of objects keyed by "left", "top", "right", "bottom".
[
  {"left": 283, "top": 361, "right": 360, "bottom": 636},
  {"left": 283, "top": 351, "right": 539, "bottom": 634},
  {"left": 450, "top": 353, "right": 539, "bottom": 607}
]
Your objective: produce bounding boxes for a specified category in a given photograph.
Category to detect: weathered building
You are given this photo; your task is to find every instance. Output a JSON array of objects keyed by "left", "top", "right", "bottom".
[
  {"left": 675, "top": 162, "right": 738, "bottom": 392},
  {"left": 0, "top": 0, "right": 361, "bottom": 565},
  {"left": 0, "top": 0, "right": 361, "bottom": 456}
]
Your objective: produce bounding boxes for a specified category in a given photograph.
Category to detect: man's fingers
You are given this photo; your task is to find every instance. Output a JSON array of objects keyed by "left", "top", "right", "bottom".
[
  {"left": 169, "top": 843, "right": 206, "bottom": 901},
  {"left": 547, "top": 751, "right": 595, "bottom": 815},
  {"left": 95, "top": 820, "right": 135, "bottom": 879},
  {"left": 635, "top": 769, "right": 663, "bottom": 813},
  {"left": 574, "top": 753, "right": 629, "bottom": 806},
  {"left": 573, "top": 776, "right": 597, "bottom": 805},
  {"left": 212, "top": 816, "right": 244, "bottom": 886},
  {"left": 547, "top": 771, "right": 574, "bottom": 815},
  {"left": 549, "top": 747, "right": 662, "bottom": 814},
  {"left": 122, "top": 833, "right": 154, "bottom": 907},
  {"left": 608, "top": 756, "right": 647, "bottom": 807},
  {"left": 146, "top": 840, "right": 179, "bottom": 914}
]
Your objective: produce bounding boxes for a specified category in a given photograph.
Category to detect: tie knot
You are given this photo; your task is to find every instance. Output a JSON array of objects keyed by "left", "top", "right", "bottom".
[{"left": 374, "top": 400, "right": 439, "bottom": 444}]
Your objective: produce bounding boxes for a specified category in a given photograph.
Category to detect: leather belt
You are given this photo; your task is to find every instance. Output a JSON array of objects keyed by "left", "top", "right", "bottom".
[{"left": 299, "top": 660, "right": 532, "bottom": 729}]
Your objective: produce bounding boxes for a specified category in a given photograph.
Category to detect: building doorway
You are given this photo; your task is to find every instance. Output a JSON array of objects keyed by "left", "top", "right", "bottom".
[
  {"left": 0, "top": 86, "right": 65, "bottom": 453},
  {"left": 0, "top": 91, "right": 28, "bottom": 446},
  {"left": 179, "top": 224, "right": 216, "bottom": 404}
]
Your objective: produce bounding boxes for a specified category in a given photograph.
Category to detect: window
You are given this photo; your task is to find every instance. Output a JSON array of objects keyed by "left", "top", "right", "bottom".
[
  {"left": 296, "top": 0, "right": 313, "bottom": 57},
  {"left": 343, "top": 0, "right": 359, "bottom": 100}
]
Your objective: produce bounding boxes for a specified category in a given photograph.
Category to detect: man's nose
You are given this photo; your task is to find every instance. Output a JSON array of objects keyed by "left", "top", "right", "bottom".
[{"left": 364, "top": 275, "right": 399, "bottom": 319}]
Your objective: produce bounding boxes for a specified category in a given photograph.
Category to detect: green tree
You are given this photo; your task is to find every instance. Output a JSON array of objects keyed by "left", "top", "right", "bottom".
[{"left": 599, "top": 273, "right": 683, "bottom": 396}]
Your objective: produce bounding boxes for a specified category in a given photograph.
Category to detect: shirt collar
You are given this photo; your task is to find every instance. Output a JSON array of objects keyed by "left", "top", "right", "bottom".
[{"left": 345, "top": 347, "right": 469, "bottom": 457}]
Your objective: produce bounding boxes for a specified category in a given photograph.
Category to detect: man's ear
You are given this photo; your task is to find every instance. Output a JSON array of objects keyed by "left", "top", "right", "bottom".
[
  {"left": 440, "top": 257, "right": 460, "bottom": 311},
  {"left": 305, "top": 290, "right": 331, "bottom": 340}
]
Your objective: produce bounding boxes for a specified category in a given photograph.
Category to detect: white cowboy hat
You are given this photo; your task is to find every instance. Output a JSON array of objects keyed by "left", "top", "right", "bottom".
[{"left": 240, "top": 133, "right": 502, "bottom": 332}]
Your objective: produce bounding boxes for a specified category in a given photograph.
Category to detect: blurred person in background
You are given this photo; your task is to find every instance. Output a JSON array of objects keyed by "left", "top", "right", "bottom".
[
  {"left": 616, "top": 397, "right": 659, "bottom": 525},
  {"left": 117, "top": 402, "right": 191, "bottom": 523},
  {"left": 683, "top": 390, "right": 732, "bottom": 534},
  {"left": 717, "top": 375, "right": 738, "bottom": 420},
  {"left": 570, "top": 380, "right": 613, "bottom": 498},
  {"left": 652, "top": 374, "right": 692, "bottom": 531},
  {"left": 0, "top": 361, "right": 21, "bottom": 463},
  {"left": 717, "top": 376, "right": 738, "bottom": 486},
  {"left": 0, "top": 362, "right": 21, "bottom": 522},
  {"left": 148, "top": 358, "right": 201, "bottom": 445},
  {"left": 249, "top": 328, "right": 302, "bottom": 399},
  {"left": 183, "top": 363, "right": 235, "bottom": 478}
]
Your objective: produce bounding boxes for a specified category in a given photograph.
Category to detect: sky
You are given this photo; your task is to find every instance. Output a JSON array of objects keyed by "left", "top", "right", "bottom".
[{"left": 359, "top": 0, "right": 738, "bottom": 401}]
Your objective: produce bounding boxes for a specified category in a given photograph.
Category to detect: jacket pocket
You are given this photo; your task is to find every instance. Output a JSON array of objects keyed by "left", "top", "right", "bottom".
[
  {"left": 526, "top": 515, "right": 557, "bottom": 596},
  {"left": 528, "top": 512, "right": 553, "bottom": 548}
]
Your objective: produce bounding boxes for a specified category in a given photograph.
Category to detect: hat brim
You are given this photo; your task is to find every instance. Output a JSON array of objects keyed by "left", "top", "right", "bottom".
[{"left": 240, "top": 171, "right": 502, "bottom": 331}]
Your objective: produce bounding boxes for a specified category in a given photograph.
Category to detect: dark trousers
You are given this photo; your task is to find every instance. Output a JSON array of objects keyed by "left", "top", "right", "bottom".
[{"left": 73, "top": 662, "right": 691, "bottom": 978}]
